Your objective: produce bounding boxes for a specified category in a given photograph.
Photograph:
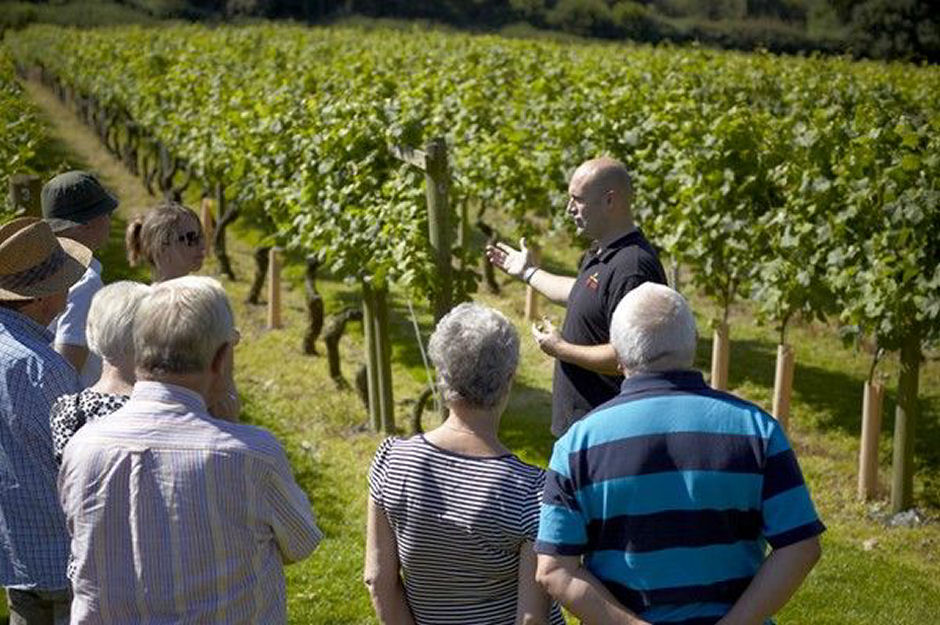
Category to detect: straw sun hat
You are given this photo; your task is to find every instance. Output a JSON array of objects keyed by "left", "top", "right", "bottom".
[{"left": 0, "top": 217, "right": 92, "bottom": 301}]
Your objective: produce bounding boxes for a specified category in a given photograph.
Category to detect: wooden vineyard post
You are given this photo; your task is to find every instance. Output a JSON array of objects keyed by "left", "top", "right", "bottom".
[
  {"left": 711, "top": 321, "right": 730, "bottom": 391},
  {"left": 391, "top": 138, "right": 453, "bottom": 322},
  {"left": 361, "top": 282, "right": 382, "bottom": 432},
  {"left": 456, "top": 200, "right": 469, "bottom": 275},
  {"left": 772, "top": 344, "right": 795, "bottom": 430},
  {"left": 200, "top": 195, "right": 214, "bottom": 256},
  {"left": 373, "top": 285, "right": 395, "bottom": 434},
  {"left": 891, "top": 330, "right": 921, "bottom": 513},
  {"left": 9, "top": 174, "right": 41, "bottom": 218},
  {"left": 267, "top": 247, "right": 282, "bottom": 330},
  {"left": 525, "top": 245, "right": 541, "bottom": 322},
  {"left": 670, "top": 259, "right": 681, "bottom": 292},
  {"left": 424, "top": 138, "right": 453, "bottom": 322},
  {"left": 858, "top": 379, "right": 885, "bottom": 501}
]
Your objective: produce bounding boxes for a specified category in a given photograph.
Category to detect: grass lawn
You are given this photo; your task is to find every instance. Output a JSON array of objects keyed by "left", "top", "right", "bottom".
[
  {"left": 224, "top": 239, "right": 940, "bottom": 624},
  {"left": 4, "top": 77, "right": 938, "bottom": 624}
]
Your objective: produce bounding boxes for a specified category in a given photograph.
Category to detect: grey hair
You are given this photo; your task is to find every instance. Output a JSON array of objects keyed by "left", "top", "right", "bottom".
[
  {"left": 134, "top": 276, "right": 234, "bottom": 375},
  {"left": 427, "top": 302, "right": 519, "bottom": 409},
  {"left": 610, "top": 283, "right": 697, "bottom": 374},
  {"left": 86, "top": 281, "right": 151, "bottom": 364}
]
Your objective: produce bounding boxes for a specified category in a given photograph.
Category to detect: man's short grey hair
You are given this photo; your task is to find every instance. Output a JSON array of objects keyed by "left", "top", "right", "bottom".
[
  {"left": 86, "top": 281, "right": 151, "bottom": 364},
  {"left": 610, "top": 283, "right": 697, "bottom": 373},
  {"left": 134, "top": 276, "right": 234, "bottom": 375},
  {"left": 428, "top": 302, "right": 519, "bottom": 409}
]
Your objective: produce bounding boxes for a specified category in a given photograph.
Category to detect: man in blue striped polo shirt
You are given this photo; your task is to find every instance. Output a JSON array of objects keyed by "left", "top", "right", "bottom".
[{"left": 535, "top": 283, "right": 823, "bottom": 625}]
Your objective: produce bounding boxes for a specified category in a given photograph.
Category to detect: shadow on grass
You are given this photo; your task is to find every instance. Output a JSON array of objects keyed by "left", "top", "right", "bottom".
[
  {"left": 695, "top": 333, "right": 940, "bottom": 487},
  {"left": 500, "top": 380, "right": 556, "bottom": 467}
]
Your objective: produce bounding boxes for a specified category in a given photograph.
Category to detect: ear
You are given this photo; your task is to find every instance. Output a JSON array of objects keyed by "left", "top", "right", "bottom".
[{"left": 210, "top": 341, "right": 230, "bottom": 375}]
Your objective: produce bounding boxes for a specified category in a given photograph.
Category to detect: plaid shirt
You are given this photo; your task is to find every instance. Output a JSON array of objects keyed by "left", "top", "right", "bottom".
[{"left": 0, "top": 306, "right": 79, "bottom": 590}]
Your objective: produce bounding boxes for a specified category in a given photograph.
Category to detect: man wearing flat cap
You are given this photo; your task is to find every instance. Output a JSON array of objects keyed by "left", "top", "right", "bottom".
[
  {"left": 42, "top": 171, "right": 118, "bottom": 387},
  {"left": 0, "top": 217, "right": 92, "bottom": 624}
]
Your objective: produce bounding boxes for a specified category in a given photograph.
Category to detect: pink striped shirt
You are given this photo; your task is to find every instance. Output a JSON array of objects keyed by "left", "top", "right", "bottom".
[{"left": 58, "top": 381, "right": 322, "bottom": 624}]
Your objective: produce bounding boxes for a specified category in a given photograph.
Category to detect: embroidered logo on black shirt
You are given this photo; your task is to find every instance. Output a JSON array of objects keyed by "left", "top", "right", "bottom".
[{"left": 586, "top": 272, "right": 599, "bottom": 291}]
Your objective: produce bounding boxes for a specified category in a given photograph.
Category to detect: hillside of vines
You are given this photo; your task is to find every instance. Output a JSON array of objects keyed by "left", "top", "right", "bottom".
[
  {"left": 7, "top": 24, "right": 937, "bottom": 360},
  {"left": 0, "top": 45, "right": 51, "bottom": 217}
]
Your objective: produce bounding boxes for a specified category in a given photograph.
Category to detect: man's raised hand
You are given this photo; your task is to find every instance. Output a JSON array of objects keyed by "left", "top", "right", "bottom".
[{"left": 484, "top": 237, "right": 532, "bottom": 280}]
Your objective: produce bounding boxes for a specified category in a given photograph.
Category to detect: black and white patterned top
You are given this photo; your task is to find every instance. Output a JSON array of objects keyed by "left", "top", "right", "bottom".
[
  {"left": 50, "top": 389, "right": 129, "bottom": 466},
  {"left": 368, "top": 435, "right": 566, "bottom": 625}
]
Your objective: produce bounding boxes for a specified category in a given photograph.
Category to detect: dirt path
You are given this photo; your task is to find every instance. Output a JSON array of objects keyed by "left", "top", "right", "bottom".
[{"left": 24, "top": 79, "right": 155, "bottom": 218}]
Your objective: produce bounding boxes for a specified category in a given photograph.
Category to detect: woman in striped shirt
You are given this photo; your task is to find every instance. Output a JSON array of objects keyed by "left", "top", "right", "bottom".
[{"left": 364, "top": 303, "right": 565, "bottom": 624}]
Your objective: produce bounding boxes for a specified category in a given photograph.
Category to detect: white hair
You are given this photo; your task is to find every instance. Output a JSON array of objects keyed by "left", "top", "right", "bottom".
[
  {"left": 134, "top": 276, "right": 234, "bottom": 375},
  {"left": 610, "top": 283, "right": 697, "bottom": 374},
  {"left": 428, "top": 302, "right": 519, "bottom": 409},
  {"left": 86, "top": 281, "right": 151, "bottom": 364}
]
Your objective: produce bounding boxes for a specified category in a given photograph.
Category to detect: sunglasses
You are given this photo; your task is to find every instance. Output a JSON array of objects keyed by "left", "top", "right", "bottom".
[{"left": 176, "top": 230, "right": 203, "bottom": 247}]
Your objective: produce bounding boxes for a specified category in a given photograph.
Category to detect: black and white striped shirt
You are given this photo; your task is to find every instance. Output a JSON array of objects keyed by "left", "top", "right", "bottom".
[{"left": 369, "top": 435, "right": 566, "bottom": 624}]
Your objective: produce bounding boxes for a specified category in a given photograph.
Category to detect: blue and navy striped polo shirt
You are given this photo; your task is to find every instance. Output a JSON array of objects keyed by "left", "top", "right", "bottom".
[{"left": 535, "top": 370, "right": 824, "bottom": 625}]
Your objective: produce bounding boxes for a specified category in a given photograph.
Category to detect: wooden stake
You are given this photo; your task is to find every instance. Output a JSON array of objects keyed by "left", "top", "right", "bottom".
[
  {"left": 362, "top": 282, "right": 381, "bottom": 431},
  {"left": 8, "top": 174, "right": 41, "bottom": 218},
  {"left": 891, "top": 330, "right": 921, "bottom": 513},
  {"left": 424, "top": 138, "right": 452, "bottom": 322},
  {"left": 772, "top": 343, "right": 795, "bottom": 430},
  {"left": 200, "top": 196, "right": 214, "bottom": 256},
  {"left": 267, "top": 247, "right": 282, "bottom": 329},
  {"left": 670, "top": 259, "right": 681, "bottom": 292},
  {"left": 374, "top": 285, "right": 395, "bottom": 434},
  {"left": 711, "top": 321, "right": 730, "bottom": 391},
  {"left": 858, "top": 380, "right": 884, "bottom": 501},
  {"left": 525, "top": 246, "right": 541, "bottom": 322}
]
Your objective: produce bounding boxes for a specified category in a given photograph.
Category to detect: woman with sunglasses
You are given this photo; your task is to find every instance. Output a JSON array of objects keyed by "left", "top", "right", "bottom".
[
  {"left": 125, "top": 202, "right": 238, "bottom": 420},
  {"left": 126, "top": 202, "right": 206, "bottom": 282}
]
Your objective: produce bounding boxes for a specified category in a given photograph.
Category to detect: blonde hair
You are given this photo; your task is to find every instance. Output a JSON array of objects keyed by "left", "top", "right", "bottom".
[{"left": 125, "top": 202, "right": 201, "bottom": 268}]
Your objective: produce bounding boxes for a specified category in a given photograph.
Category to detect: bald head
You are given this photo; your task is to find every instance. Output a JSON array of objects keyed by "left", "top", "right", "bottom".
[
  {"left": 571, "top": 157, "right": 634, "bottom": 212},
  {"left": 610, "top": 283, "right": 697, "bottom": 375}
]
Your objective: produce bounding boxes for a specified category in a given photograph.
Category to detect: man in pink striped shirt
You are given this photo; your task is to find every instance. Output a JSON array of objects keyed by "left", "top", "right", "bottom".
[{"left": 59, "top": 276, "right": 322, "bottom": 624}]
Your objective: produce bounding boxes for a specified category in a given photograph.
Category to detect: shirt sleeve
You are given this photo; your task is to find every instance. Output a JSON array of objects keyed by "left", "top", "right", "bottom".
[
  {"left": 368, "top": 437, "right": 397, "bottom": 507},
  {"left": 519, "top": 469, "right": 546, "bottom": 542},
  {"left": 534, "top": 437, "right": 588, "bottom": 556},
  {"left": 265, "top": 440, "right": 323, "bottom": 564},
  {"left": 53, "top": 267, "right": 102, "bottom": 347},
  {"left": 761, "top": 423, "right": 826, "bottom": 549}
]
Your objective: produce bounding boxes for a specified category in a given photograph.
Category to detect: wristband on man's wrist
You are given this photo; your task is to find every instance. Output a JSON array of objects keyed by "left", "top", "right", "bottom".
[{"left": 523, "top": 266, "right": 539, "bottom": 284}]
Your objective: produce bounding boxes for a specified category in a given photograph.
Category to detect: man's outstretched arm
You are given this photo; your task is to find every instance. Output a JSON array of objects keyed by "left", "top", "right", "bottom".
[
  {"left": 717, "top": 536, "right": 822, "bottom": 625},
  {"left": 485, "top": 239, "right": 575, "bottom": 305},
  {"left": 536, "top": 554, "right": 651, "bottom": 625}
]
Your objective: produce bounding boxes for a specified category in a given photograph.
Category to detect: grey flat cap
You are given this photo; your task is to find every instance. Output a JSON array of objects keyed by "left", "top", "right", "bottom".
[{"left": 41, "top": 171, "right": 118, "bottom": 232}]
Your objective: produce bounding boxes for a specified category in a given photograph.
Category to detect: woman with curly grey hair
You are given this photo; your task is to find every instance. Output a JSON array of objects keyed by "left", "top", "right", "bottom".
[{"left": 364, "top": 303, "right": 564, "bottom": 625}]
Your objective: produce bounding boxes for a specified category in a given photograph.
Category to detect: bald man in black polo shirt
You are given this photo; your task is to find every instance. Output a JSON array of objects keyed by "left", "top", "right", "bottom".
[{"left": 486, "top": 157, "right": 667, "bottom": 437}]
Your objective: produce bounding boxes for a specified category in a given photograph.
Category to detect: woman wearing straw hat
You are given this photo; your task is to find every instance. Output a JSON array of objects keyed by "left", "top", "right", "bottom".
[{"left": 0, "top": 216, "right": 92, "bottom": 625}]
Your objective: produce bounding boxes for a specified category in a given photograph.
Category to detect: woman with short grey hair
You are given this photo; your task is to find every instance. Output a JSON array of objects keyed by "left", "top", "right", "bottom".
[
  {"left": 364, "top": 303, "right": 564, "bottom": 625},
  {"left": 50, "top": 281, "right": 150, "bottom": 464}
]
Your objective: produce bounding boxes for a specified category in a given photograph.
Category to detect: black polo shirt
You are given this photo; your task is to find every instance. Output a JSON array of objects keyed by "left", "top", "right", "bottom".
[{"left": 551, "top": 228, "right": 667, "bottom": 437}]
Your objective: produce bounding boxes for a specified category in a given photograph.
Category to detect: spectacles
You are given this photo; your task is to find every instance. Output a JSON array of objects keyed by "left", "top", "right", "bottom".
[{"left": 176, "top": 230, "right": 203, "bottom": 247}]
